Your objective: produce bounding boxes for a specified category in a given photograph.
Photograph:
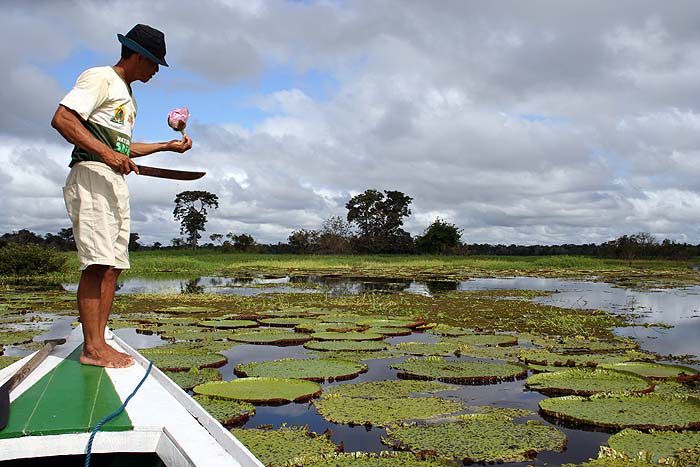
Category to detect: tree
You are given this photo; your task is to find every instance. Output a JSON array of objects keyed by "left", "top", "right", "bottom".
[
  {"left": 346, "top": 189, "right": 413, "bottom": 253},
  {"left": 317, "top": 216, "right": 353, "bottom": 254},
  {"left": 173, "top": 191, "right": 219, "bottom": 249},
  {"left": 288, "top": 229, "right": 319, "bottom": 254},
  {"left": 210, "top": 233, "right": 224, "bottom": 246},
  {"left": 226, "top": 232, "right": 257, "bottom": 252},
  {"left": 415, "top": 218, "right": 463, "bottom": 254}
]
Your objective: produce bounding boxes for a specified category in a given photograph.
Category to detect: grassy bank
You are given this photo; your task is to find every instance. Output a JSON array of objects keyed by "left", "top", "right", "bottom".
[{"left": 53, "top": 251, "right": 700, "bottom": 286}]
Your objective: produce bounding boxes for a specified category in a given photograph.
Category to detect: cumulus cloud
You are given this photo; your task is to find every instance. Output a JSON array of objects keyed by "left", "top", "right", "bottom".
[{"left": 2, "top": 0, "right": 700, "bottom": 245}]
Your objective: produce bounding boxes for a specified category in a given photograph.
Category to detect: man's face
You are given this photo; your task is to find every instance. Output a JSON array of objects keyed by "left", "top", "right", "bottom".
[{"left": 137, "top": 55, "right": 159, "bottom": 83}]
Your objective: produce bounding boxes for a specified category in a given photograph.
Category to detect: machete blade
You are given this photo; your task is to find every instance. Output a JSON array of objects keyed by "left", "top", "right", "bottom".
[{"left": 135, "top": 165, "right": 205, "bottom": 181}]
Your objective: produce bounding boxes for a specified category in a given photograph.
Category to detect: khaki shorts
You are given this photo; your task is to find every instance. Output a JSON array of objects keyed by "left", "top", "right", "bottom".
[{"left": 63, "top": 161, "right": 131, "bottom": 271}]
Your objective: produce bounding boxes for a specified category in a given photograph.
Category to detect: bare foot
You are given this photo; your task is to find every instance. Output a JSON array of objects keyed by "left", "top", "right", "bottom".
[
  {"left": 81, "top": 346, "right": 134, "bottom": 368},
  {"left": 103, "top": 344, "right": 134, "bottom": 366}
]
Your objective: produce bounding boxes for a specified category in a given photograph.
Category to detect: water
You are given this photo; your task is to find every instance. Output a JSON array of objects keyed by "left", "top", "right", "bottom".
[
  {"left": 54, "top": 274, "right": 700, "bottom": 465},
  {"left": 65, "top": 274, "right": 700, "bottom": 360}
]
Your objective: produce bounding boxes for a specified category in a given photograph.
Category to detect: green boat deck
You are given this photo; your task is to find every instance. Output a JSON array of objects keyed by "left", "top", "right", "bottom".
[{"left": 0, "top": 346, "right": 132, "bottom": 439}]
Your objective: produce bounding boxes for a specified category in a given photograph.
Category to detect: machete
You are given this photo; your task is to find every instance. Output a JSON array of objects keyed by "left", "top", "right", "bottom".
[{"left": 135, "top": 165, "right": 205, "bottom": 181}]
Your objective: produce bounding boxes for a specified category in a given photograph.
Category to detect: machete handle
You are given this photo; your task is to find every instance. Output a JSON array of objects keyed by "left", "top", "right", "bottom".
[{"left": 0, "top": 338, "right": 66, "bottom": 393}]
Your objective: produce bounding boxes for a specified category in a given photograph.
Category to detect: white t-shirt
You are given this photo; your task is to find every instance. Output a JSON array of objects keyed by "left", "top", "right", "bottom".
[{"left": 60, "top": 66, "right": 138, "bottom": 166}]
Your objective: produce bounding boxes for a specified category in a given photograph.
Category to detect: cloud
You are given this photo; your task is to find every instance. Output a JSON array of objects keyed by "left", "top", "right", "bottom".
[{"left": 2, "top": 0, "right": 700, "bottom": 246}]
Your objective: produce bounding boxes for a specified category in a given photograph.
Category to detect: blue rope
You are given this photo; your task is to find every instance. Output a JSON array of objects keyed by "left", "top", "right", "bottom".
[{"left": 84, "top": 360, "right": 153, "bottom": 467}]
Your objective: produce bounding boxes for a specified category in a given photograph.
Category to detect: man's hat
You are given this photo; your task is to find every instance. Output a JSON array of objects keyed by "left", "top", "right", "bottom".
[{"left": 117, "top": 24, "right": 168, "bottom": 67}]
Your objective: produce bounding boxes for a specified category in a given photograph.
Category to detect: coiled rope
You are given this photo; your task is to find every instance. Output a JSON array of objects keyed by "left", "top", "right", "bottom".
[{"left": 84, "top": 360, "right": 153, "bottom": 467}]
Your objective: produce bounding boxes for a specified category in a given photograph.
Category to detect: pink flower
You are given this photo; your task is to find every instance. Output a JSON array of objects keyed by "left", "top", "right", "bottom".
[{"left": 167, "top": 107, "right": 190, "bottom": 136}]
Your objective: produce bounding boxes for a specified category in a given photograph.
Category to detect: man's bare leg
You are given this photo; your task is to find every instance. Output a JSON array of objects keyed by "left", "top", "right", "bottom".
[
  {"left": 77, "top": 265, "right": 133, "bottom": 368},
  {"left": 98, "top": 268, "right": 134, "bottom": 364}
]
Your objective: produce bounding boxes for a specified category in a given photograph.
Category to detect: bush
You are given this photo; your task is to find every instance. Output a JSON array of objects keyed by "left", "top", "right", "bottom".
[
  {"left": 416, "top": 218, "right": 463, "bottom": 254},
  {"left": 0, "top": 242, "right": 67, "bottom": 275}
]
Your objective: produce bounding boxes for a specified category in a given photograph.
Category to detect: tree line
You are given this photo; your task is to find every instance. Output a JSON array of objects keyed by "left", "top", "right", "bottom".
[{"left": 2, "top": 189, "right": 700, "bottom": 260}]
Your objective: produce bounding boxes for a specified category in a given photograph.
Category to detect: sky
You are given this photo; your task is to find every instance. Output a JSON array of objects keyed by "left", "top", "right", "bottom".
[{"left": 2, "top": 0, "right": 700, "bottom": 246}]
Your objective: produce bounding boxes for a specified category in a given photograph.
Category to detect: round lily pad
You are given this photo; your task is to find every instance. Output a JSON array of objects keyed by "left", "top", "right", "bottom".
[
  {"left": 607, "top": 428, "right": 700, "bottom": 464},
  {"left": 539, "top": 393, "right": 700, "bottom": 430},
  {"left": 0, "top": 331, "right": 39, "bottom": 346},
  {"left": 383, "top": 414, "right": 567, "bottom": 464},
  {"left": 296, "top": 322, "right": 369, "bottom": 333},
  {"left": 367, "top": 326, "right": 413, "bottom": 337},
  {"left": 310, "top": 331, "right": 385, "bottom": 341},
  {"left": 315, "top": 395, "right": 464, "bottom": 427},
  {"left": 164, "top": 367, "right": 222, "bottom": 390},
  {"left": 199, "top": 319, "right": 259, "bottom": 329},
  {"left": 304, "top": 340, "right": 389, "bottom": 352},
  {"left": 599, "top": 362, "right": 700, "bottom": 381},
  {"left": 258, "top": 317, "right": 317, "bottom": 327},
  {"left": 392, "top": 357, "right": 528, "bottom": 384},
  {"left": 155, "top": 305, "right": 218, "bottom": 314},
  {"left": 230, "top": 426, "right": 338, "bottom": 467},
  {"left": 356, "top": 318, "right": 425, "bottom": 328},
  {"left": 144, "top": 352, "right": 228, "bottom": 371},
  {"left": 428, "top": 324, "right": 477, "bottom": 336},
  {"left": 234, "top": 358, "right": 367, "bottom": 382},
  {"left": 395, "top": 342, "right": 460, "bottom": 356},
  {"left": 457, "top": 345, "right": 523, "bottom": 361},
  {"left": 526, "top": 368, "right": 654, "bottom": 396},
  {"left": 519, "top": 349, "right": 655, "bottom": 368},
  {"left": 444, "top": 333, "right": 518, "bottom": 347},
  {"left": 229, "top": 330, "right": 312, "bottom": 345},
  {"left": 305, "top": 452, "right": 452, "bottom": 467},
  {"left": 532, "top": 336, "right": 639, "bottom": 353},
  {"left": 0, "top": 356, "right": 21, "bottom": 369},
  {"left": 327, "top": 380, "right": 458, "bottom": 399},
  {"left": 194, "top": 377, "right": 322, "bottom": 404},
  {"left": 141, "top": 341, "right": 233, "bottom": 354},
  {"left": 193, "top": 395, "right": 255, "bottom": 425}
]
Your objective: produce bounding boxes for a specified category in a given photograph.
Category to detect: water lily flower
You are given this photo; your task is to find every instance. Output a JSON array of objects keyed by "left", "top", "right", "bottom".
[{"left": 167, "top": 107, "right": 190, "bottom": 137}]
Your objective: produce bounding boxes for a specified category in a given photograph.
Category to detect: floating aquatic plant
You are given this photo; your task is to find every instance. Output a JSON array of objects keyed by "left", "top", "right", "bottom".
[
  {"left": 532, "top": 336, "right": 639, "bottom": 353},
  {"left": 155, "top": 305, "right": 218, "bottom": 314},
  {"left": 599, "top": 362, "right": 699, "bottom": 381},
  {"left": 164, "top": 367, "right": 222, "bottom": 390},
  {"left": 326, "top": 379, "right": 458, "bottom": 399},
  {"left": 305, "top": 451, "right": 453, "bottom": 467},
  {"left": 310, "top": 331, "right": 385, "bottom": 341},
  {"left": 526, "top": 368, "right": 654, "bottom": 396},
  {"left": 356, "top": 317, "right": 425, "bottom": 328},
  {"left": 315, "top": 394, "right": 464, "bottom": 427},
  {"left": 391, "top": 356, "right": 528, "bottom": 384},
  {"left": 230, "top": 426, "right": 338, "bottom": 467},
  {"left": 199, "top": 319, "right": 259, "bottom": 329},
  {"left": 0, "top": 356, "right": 21, "bottom": 369},
  {"left": 607, "top": 428, "right": 700, "bottom": 464},
  {"left": 295, "top": 322, "right": 369, "bottom": 333},
  {"left": 194, "top": 377, "right": 322, "bottom": 404},
  {"left": 304, "top": 340, "right": 389, "bottom": 352},
  {"left": 443, "top": 333, "right": 518, "bottom": 347},
  {"left": 519, "top": 349, "right": 655, "bottom": 368},
  {"left": 456, "top": 344, "right": 523, "bottom": 361},
  {"left": 258, "top": 316, "right": 318, "bottom": 327},
  {"left": 234, "top": 358, "right": 367, "bottom": 382},
  {"left": 143, "top": 352, "right": 228, "bottom": 371},
  {"left": 193, "top": 395, "right": 255, "bottom": 425},
  {"left": 539, "top": 393, "right": 700, "bottom": 430},
  {"left": 395, "top": 341, "right": 461, "bottom": 356},
  {"left": 383, "top": 413, "right": 567, "bottom": 464},
  {"left": 229, "top": 329, "right": 312, "bottom": 345},
  {"left": 0, "top": 330, "right": 39, "bottom": 346},
  {"left": 366, "top": 326, "right": 412, "bottom": 337}
]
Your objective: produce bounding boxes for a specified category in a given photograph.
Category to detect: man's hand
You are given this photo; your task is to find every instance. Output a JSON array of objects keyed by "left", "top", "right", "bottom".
[
  {"left": 166, "top": 136, "right": 193, "bottom": 154},
  {"left": 101, "top": 149, "right": 139, "bottom": 175}
]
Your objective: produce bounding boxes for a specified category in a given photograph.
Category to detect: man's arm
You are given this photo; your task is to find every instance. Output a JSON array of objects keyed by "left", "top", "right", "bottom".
[
  {"left": 130, "top": 137, "right": 193, "bottom": 158},
  {"left": 51, "top": 105, "right": 138, "bottom": 175}
]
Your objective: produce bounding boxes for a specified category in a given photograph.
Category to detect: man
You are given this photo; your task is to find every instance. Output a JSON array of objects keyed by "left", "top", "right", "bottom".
[{"left": 51, "top": 24, "right": 192, "bottom": 368}]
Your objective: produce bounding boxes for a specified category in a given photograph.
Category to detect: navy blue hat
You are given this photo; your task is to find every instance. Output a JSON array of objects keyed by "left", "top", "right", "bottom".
[{"left": 118, "top": 24, "right": 168, "bottom": 67}]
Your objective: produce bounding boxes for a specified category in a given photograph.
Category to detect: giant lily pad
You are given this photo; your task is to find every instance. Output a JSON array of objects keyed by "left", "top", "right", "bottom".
[
  {"left": 142, "top": 352, "right": 228, "bottom": 371},
  {"left": 194, "top": 377, "right": 322, "bottom": 404},
  {"left": 0, "top": 331, "right": 39, "bottom": 346},
  {"left": 539, "top": 393, "right": 700, "bottom": 430},
  {"left": 315, "top": 395, "right": 464, "bottom": 427},
  {"left": 296, "top": 322, "right": 369, "bottom": 333},
  {"left": 392, "top": 357, "right": 528, "bottom": 384},
  {"left": 526, "top": 368, "right": 654, "bottom": 396},
  {"left": 444, "top": 333, "right": 518, "bottom": 347},
  {"left": 599, "top": 362, "right": 700, "bottom": 381},
  {"left": 305, "top": 452, "right": 452, "bottom": 467},
  {"left": 327, "top": 379, "right": 458, "bottom": 399},
  {"left": 193, "top": 395, "right": 255, "bottom": 425},
  {"left": 155, "top": 305, "right": 218, "bottom": 314},
  {"left": 310, "top": 331, "right": 385, "bottom": 341},
  {"left": 304, "top": 340, "right": 389, "bottom": 352},
  {"left": 199, "top": 319, "right": 259, "bottom": 329},
  {"left": 0, "top": 356, "right": 21, "bottom": 369},
  {"left": 607, "top": 428, "right": 700, "bottom": 464},
  {"left": 234, "top": 358, "right": 367, "bottom": 382},
  {"left": 356, "top": 317, "right": 425, "bottom": 328},
  {"left": 383, "top": 414, "right": 567, "bottom": 464},
  {"left": 395, "top": 342, "right": 461, "bottom": 356},
  {"left": 258, "top": 316, "right": 317, "bottom": 327},
  {"left": 164, "top": 367, "right": 222, "bottom": 390},
  {"left": 519, "top": 349, "right": 655, "bottom": 368},
  {"left": 230, "top": 426, "right": 338, "bottom": 467},
  {"left": 532, "top": 336, "right": 639, "bottom": 353},
  {"left": 229, "top": 330, "right": 312, "bottom": 345}
]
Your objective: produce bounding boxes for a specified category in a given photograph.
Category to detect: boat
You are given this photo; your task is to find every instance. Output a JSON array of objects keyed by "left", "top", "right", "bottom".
[{"left": 0, "top": 325, "right": 264, "bottom": 467}]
